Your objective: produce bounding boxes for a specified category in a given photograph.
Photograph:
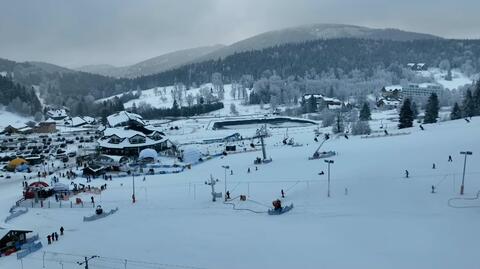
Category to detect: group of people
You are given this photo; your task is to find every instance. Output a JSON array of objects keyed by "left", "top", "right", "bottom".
[
  {"left": 405, "top": 155, "right": 455, "bottom": 179},
  {"left": 247, "top": 166, "right": 259, "bottom": 173},
  {"left": 46, "top": 227, "right": 64, "bottom": 245}
]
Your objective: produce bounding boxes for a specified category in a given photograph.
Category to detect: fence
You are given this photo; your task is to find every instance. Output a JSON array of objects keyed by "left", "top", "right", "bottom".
[
  {"left": 16, "top": 199, "right": 97, "bottom": 209},
  {"left": 4, "top": 207, "right": 28, "bottom": 223},
  {"left": 16, "top": 241, "right": 42, "bottom": 260}
]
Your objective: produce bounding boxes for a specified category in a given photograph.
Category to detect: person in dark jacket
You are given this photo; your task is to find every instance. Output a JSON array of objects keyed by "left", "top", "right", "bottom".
[{"left": 60, "top": 226, "right": 64, "bottom": 236}]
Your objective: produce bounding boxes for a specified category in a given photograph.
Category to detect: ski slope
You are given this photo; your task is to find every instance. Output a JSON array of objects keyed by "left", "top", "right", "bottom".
[
  {"left": 99, "top": 83, "right": 269, "bottom": 117},
  {"left": 1, "top": 111, "right": 479, "bottom": 269},
  {"left": 419, "top": 68, "right": 473, "bottom": 90},
  {"left": 0, "top": 108, "right": 33, "bottom": 130}
]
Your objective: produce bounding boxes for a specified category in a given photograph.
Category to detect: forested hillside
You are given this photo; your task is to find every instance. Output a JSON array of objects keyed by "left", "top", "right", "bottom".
[{"left": 0, "top": 75, "right": 42, "bottom": 116}]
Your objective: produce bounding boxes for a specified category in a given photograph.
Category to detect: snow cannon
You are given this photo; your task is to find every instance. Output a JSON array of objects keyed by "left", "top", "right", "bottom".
[{"left": 268, "top": 199, "right": 293, "bottom": 215}]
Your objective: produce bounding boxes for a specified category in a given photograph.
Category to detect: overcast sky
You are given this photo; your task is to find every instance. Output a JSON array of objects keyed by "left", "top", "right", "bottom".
[{"left": 1, "top": 0, "right": 479, "bottom": 67}]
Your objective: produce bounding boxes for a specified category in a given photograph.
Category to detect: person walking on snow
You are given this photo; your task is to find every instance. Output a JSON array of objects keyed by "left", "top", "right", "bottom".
[
  {"left": 448, "top": 155, "right": 453, "bottom": 162},
  {"left": 281, "top": 189, "right": 285, "bottom": 198},
  {"left": 432, "top": 163, "right": 436, "bottom": 169},
  {"left": 54, "top": 232, "right": 58, "bottom": 241},
  {"left": 247, "top": 167, "right": 251, "bottom": 173},
  {"left": 47, "top": 235, "right": 51, "bottom": 244},
  {"left": 405, "top": 170, "right": 409, "bottom": 178},
  {"left": 431, "top": 185, "right": 436, "bottom": 193},
  {"left": 60, "top": 226, "right": 64, "bottom": 236}
]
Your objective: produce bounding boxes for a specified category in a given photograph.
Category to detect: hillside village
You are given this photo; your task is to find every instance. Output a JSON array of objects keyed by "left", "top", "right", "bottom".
[{"left": 1, "top": 4, "right": 480, "bottom": 267}]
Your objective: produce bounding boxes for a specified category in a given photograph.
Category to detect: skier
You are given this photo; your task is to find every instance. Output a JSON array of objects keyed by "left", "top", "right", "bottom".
[
  {"left": 448, "top": 155, "right": 453, "bottom": 162},
  {"left": 60, "top": 226, "right": 64, "bottom": 236},
  {"left": 420, "top": 124, "right": 424, "bottom": 131},
  {"left": 384, "top": 130, "right": 389, "bottom": 136},
  {"left": 431, "top": 185, "right": 435, "bottom": 194},
  {"left": 272, "top": 199, "right": 282, "bottom": 211},
  {"left": 281, "top": 189, "right": 285, "bottom": 198},
  {"left": 226, "top": 191, "right": 230, "bottom": 200},
  {"left": 344, "top": 134, "right": 349, "bottom": 139},
  {"left": 405, "top": 170, "right": 409, "bottom": 178},
  {"left": 91, "top": 196, "right": 94, "bottom": 204},
  {"left": 47, "top": 235, "right": 51, "bottom": 244},
  {"left": 432, "top": 163, "right": 436, "bottom": 169},
  {"left": 247, "top": 168, "right": 251, "bottom": 173}
]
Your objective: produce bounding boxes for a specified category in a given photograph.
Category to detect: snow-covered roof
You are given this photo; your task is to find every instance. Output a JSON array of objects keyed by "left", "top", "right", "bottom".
[
  {"left": 107, "top": 111, "right": 145, "bottom": 127},
  {"left": 47, "top": 109, "right": 68, "bottom": 119},
  {"left": 384, "top": 85, "right": 403, "bottom": 92},
  {"left": 44, "top": 118, "right": 56, "bottom": 123},
  {"left": 66, "top": 116, "right": 87, "bottom": 127},
  {"left": 7, "top": 123, "right": 27, "bottom": 129},
  {"left": 82, "top": 116, "right": 96, "bottom": 124},
  {"left": 98, "top": 135, "right": 167, "bottom": 149},
  {"left": 99, "top": 127, "right": 168, "bottom": 149},
  {"left": 378, "top": 98, "right": 400, "bottom": 106},
  {"left": 98, "top": 154, "right": 128, "bottom": 163},
  {"left": 103, "top": 128, "right": 145, "bottom": 139},
  {"left": 303, "top": 94, "right": 324, "bottom": 99}
]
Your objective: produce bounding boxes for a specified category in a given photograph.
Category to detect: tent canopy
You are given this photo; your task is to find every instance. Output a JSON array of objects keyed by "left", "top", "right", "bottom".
[
  {"left": 139, "top": 148, "right": 157, "bottom": 160},
  {"left": 8, "top": 158, "right": 27, "bottom": 168}
]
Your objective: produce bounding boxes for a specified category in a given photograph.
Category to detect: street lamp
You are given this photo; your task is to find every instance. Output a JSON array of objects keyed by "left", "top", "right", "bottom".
[
  {"left": 221, "top": 165, "right": 230, "bottom": 200},
  {"left": 324, "top": 160, "right": 334, "bottom": 197},
  {"left": 460, "top": 151, "right": 473, "bottom": 195}
]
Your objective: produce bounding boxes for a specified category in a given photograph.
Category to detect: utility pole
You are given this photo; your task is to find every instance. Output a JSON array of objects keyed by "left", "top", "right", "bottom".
[
  {"left": 77, "top": 255, "right": 98, "bottom": 269},
  {"left": 132, "top": 163, "right": 137, "bottom": 203},
  {"left": 324, "top": 159, "right": 334, "bottom": 198},
  {"left": 221, "top": 165, "right": 230, "bottom": 200},
  {"left": 460, "top": 151, "right": 473, "bottom": 195}
]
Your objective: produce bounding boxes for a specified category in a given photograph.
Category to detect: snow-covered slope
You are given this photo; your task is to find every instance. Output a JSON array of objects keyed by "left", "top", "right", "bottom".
[
  {"left": 419, "top": 68, "right": 473, "bottom": 90},
  {"left": 0, "top": 108, "right": 32, "bottom": 129},
  {"left": 100, "top": 83, "right": 265, "bottom": 117},
  {"left": 1, "top": 111, "right": 479, "bottom": 269}
]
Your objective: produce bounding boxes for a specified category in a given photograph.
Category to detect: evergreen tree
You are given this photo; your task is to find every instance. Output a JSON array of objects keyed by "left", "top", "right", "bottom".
[
  {"left": 450, "top": 102, "right": 462, "bottom": 120},
  {"left": 172, "top": 99, "right": 180, "bottom": 117},
  {"left": 424, "top": 93, "right": 439, "bottom": 123},
  {"left": 332, "top": 113, "right": 345, "bottom": 133},
  {"left": 445, "top": 69, "right": 452, "bottom": 81},
  {"left": 398, "top": 98, "right": 414, "bottom": 129},
  {"left": 411, "top": 101, "right": 419, "bottom": 119},
  {"left": 463, "top": 89, "right": 475, "bottom": 118},
  {"left": 473, "top": 81, "right": 480, "bottom": 115},
  {"left": 307, "top": 95, "right": 317, "bottom": 113},
  {"left": 359, "top": 102, "right": 371, "bottom": 121}
]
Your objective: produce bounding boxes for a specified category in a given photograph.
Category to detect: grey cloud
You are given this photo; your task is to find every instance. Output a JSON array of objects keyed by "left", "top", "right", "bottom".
[{"left": 0, "top": 0, "right": 478, "bottom": 67}]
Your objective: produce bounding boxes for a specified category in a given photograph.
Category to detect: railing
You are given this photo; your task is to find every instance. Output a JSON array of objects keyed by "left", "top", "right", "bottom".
[
  {"left": 4, "top": 207, "right": 28, "bottom": 223},
  {"left": 16, "top": 241, "right": 42, "bottom": 260},
  {"left": 16, "top": 199, "right": 97, "bottom": 209}
]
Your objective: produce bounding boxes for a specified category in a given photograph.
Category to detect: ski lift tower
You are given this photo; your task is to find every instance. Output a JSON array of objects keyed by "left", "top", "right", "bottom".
[
  {"left": 309, "top": 133, "right": 336, "bottom": 160},
  {"left": 205, "top": 175, "right": 222, "bottom": 202},
  {"left": 254, "top": 124, "right": 272, "bottom": 164}
]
